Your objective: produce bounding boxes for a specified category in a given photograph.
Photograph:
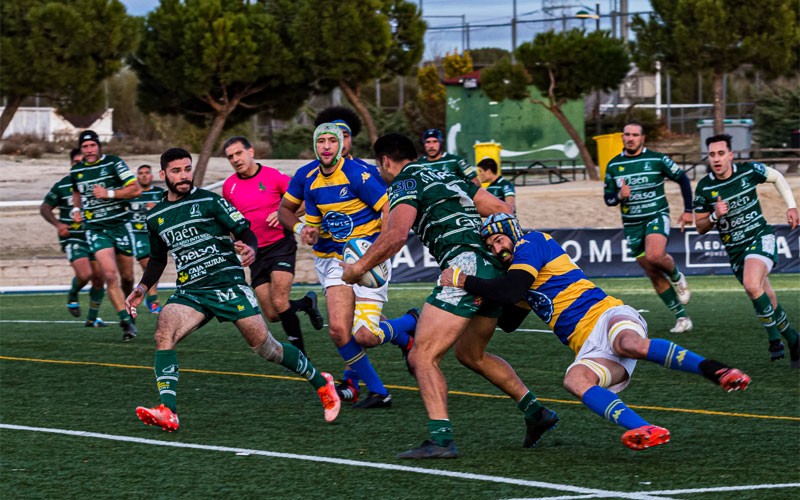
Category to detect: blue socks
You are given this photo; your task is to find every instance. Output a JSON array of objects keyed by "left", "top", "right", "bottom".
[
  {"left": 646, "top": 339, "right": 705, "bottom": 375},
  {"left": 337, "top": 337, "right": 387, "bottom": 396},
  {"left": 379, "top": 312, "right": 416, "bottom": 348},
  {"left": 582, "top": 385, "right": 648, "bottom": 430}
]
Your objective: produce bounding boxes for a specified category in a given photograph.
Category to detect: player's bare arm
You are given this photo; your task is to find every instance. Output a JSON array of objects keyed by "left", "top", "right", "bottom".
[
  {"left": 341, "top": 204, "right": 416, "bottom": 284},
  {"left": 473, "top": 189, "right": 511, "bottom": 217}
]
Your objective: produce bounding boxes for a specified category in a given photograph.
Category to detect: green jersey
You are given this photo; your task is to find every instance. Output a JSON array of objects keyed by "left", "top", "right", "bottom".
[
  {"left": 417, "top": 152, "right": 477, "bottom": 183},
  {"left": 693, "top": 162, "right": 772, "bottom": 254},
  {"left": 43, "top": 174, "right": 86, "bottom": 245},
  {"left": 485, "top": 176, "right": 515, "bottom": 202},
  {"left": 604, "top": 148, "right": 685, "bottom": 223},
  {"left": 130, "top": 186, "right": 165, "bottom": 234},
  {"left": 388, "top": 162, "right": 494, "bottom": 267},
  {"left": 147, "top": 187, "right": 251, "bottom": 289},
  {"left": 70, "top": 154, "right": 137, "bottom": 230}
]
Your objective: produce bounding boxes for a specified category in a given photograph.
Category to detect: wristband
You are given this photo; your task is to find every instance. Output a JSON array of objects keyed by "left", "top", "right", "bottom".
[
  {"left": 293, "top": 222, "right": 306, "bottom": 235},
  {"left": 451, "top": 266, "right": 463, "bottom": 288},
  {"left": 135, "top": 283, "right": 147, "bottom": 294},
  {"left": 107, "top": 189, "right": 116, "bottom": 199},
  {"left": 709, "top": 212, "right": 718, "bottom": 223}
]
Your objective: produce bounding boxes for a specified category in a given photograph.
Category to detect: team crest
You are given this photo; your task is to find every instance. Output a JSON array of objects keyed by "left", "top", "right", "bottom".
[
  {"left": 711, "top": 191, "right": 718, "bottom": 197},
  {"left": 644, "top": 163, "right": 652, "bottom": 170},
  {"left": 158, "top": 217, "right": 165, "bottom": 225},
  {"left": 339, "top": 186, "right": 349, "bottom": 198},
  {"left": 100, "top": 168, "right": 108, "bottom": 176},
  {"left": 190, "top": 204, "right": 201, "bottom": 217},
  {"left": 178, "top": 271, "right": 189, "bottom": 283},
  {"left": 85, "top": 211, "right": 94, "bottom": 220},
  {"left": 258, "top": 182, "right": 266, "bottom": 191},
  {"left": 237, "top": 305, "right": 245, "bottom": 311}
]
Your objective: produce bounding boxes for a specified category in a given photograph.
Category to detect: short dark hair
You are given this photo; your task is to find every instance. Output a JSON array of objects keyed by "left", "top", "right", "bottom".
[
  {"left": 69, "top": 148, "right": 81, "bottom": 161},
  {"left": 623, "top": 120, "right": 645, "bottom": 135},
  {"left": 315, "top": 106, "right": 362, "bottom": 138},
  {"left": 137, "top": 164, "right": 152, "bottom": 173},
  {"left": 222, "top": 136, "right": 251, "bottom": 152},
  {"left": 160, "top": 148, "right": 192, "bottom": 170},
  {"left": 477, "top": 157, "right": 498, "bottom": 174},
  {"left": 373, "top": 133, "right": 418, "bottom": 163},
  {"left": 705, "top": 133, "right": 732, "bottom": 150}
]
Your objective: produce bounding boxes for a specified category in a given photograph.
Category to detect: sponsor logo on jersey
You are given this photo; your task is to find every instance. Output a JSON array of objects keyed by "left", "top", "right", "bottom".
[
  {"left": 322, "top": 211, "right": 354, "bottom": 240},
  {"left": 158, "top": 217, "right": 164, "bottom": 225},
  {"left": 178, "top": 271, "right": 189, "bottom": 283},
  {"left": 361, "top": 172, "right": 370, "bottom": 183},
  {"left": 339, "top": 186, "right": 349, "bottom": 198},
  {"left": 230, "top": 211, "right": 243, "bottom": 221}
]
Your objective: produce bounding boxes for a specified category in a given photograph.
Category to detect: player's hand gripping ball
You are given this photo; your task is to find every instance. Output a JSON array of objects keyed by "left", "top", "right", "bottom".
[{"left": 343, "top": 239, "right": 389, "bottom": 288}]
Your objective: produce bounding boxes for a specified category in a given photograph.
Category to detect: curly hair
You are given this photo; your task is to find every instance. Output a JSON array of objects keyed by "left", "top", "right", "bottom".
[{"left": 314, "top": 106, "right": 362, "bottom": 138}]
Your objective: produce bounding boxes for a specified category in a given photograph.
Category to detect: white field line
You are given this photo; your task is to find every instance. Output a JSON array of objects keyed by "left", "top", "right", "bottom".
[
  {"left": 1, "top": 423, "right": 676, "bottom": 500},
  {"left": 506, "top": 481, "right": 800, "bottom": 499}
]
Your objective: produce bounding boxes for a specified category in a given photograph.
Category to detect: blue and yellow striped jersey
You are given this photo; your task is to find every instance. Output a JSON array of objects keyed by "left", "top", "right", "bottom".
[
  {"left": 509, "top": 231, "right": 623, "bottom": 353},
  {"left": 300, "top": 157, "right": 388, "bottom": 258},
  {"left": 285, "top": 160, "right": 338, "bottom": 258}
]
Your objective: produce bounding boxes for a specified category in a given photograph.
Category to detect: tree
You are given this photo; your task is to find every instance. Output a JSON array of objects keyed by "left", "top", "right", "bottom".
[
  {"left": 130, "top": 0, "right": 312, "bottom": 186},
  {"left": 482, "top": 29, "right": 630, "bottom": 180},
  {"left": 0, "top": 0, "right": 136, "bottom": 136},
  {"left": 442, "top": 50, "right": 473, "bottom": 79},
  {"left": 631, "top": 0, "right": 800, "bottom": 134},
  {"left": 290, "top": 0, "right": 425, "bottom": 145}
]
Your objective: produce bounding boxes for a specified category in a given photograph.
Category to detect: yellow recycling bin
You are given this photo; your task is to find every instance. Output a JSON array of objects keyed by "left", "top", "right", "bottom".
[
  {"left": 592, "top": 132, "right": 623, "bottom": 180},
  {"left": 473, "top": 141, "right": 502, "bottom": 187}
]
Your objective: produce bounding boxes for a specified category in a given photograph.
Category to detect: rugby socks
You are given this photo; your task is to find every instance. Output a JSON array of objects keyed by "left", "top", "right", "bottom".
[
  {"left": 86, "top": 287, "right": 105, "bottom": 322},
  {"left": 67, "top": 277, "right": 81, "bottom": 303},
  {"left": 775, "top": 304, "right": 799, "bottom": 345},
  {"left": 517, "top": 391, "right": 544, "bottom": 421},
  {"left": 145, "top": 293, "right": 159, "bottom": 307},
  {"left": 668, "top": 265, "right": 682, "bottom": 282},
  {"left": 278, "top": 342, "right": 325, "bottom": 389},
  {"left": 645, "top": 339, "right": 704, "bottom": 375},
  {"left": 118, "top": 309, "right": 134, "bottom": 325},
  {"left": 428, "top": 419, "right": 454, "bottom": 446},
  {"left": 278, "top": 308, "right": 306, "bottom": 355},
  {"left": 752, "top": 293, "right": 781, "bottom": 342},
  {"left": 658, "top": 288, "right": 688, "bottom": 319},
  {"left": 154, "top": 350, "right": 178, "bottom": 411},
  {"left": 337, "top": 337, "right": 388, "bottom": 396},
  {"left": 582, "top": 385, "right": 649, "bottom": 430},
  {"left": 379, "top": 312, "right": 416, "bottom": 348}
]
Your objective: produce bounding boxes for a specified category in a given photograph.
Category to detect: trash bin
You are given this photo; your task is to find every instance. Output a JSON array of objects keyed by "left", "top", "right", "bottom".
[
  {"left": 592, "top": 132, "right": 623, "bottom": 180},
  {"left": 697, "top": 119, "right": 753, "bottom": 158},
  {"left": 473, "top": 141, "right": 503, "bottom": 187},
  {"left": 473, "top": 141, "right": 502, "bottom": 168}
]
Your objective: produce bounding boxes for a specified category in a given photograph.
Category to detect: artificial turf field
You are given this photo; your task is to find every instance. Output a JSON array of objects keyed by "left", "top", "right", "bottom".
[{"left": 1, "top": 275, "right": 798, "bottom": 499}]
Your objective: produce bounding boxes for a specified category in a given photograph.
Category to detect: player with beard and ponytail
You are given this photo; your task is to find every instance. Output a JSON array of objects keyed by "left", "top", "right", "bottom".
[{"left": 125, "top": 148, "right": 340, "bottom": 431}]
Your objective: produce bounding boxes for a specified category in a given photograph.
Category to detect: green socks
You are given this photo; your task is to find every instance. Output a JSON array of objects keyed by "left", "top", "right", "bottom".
[
  {"left": 658, "top": 287, "right": 688, "bottom": 319},
  {"left": 517, "top": 391, "right": 544, "bottom": 421},
  {"left": 278, "top": 342, "right": 325, "bottom": 389},
  {"left": 752, "top": 293, "right": 781, "bottom": 342},
  {"left": 428, "top": 419, "right": 453, "bottom": 446},
  {"left": 154, "top": 350, "right": 178, "bottom": 411}
]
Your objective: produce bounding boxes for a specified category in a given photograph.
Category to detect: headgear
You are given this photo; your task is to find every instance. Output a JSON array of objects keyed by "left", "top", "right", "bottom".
[
  {"left": 313, "top": 123, "right": 344, "bottom": 166},
  {"left": 78, "top": 130, "right": 100, "bottom": 148},
  {"left": 480, "top": 213, "right": 524, "bottom": 245}
]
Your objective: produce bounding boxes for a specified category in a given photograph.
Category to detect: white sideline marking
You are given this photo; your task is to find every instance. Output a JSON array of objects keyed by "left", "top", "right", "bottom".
[
  {"left": 0, "top": 320, "right": 80, "bottom": 324},
  {"left": 1, "top": 423, "right": 674, "bottom": 500},
  {"left": 506, "top": 480, "right": 800, "bottom": 499}
]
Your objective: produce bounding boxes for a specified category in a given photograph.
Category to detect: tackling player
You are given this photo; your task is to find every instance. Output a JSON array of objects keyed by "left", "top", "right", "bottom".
[{"left": 441, "top": 213, "right": 752, "bottom": 450}]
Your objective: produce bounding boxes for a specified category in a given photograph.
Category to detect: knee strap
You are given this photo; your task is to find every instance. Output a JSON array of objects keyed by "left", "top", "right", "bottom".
[
  {"left": 576, "top": 359, "right": 613, "bottom": 389},
  {"left": 353, "top": 301, "right": 383, "bottom": 340},
  {"left": 608, "top": 319, "right": 646, "bottom": 345}
]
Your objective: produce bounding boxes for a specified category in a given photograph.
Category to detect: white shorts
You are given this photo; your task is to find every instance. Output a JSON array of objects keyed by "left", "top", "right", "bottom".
[
  {"left": 314, "top": 256, "right": 389, "bottom": 302},
  {"left": 566, "top": 304, "right": 648, "bottom": 393}
]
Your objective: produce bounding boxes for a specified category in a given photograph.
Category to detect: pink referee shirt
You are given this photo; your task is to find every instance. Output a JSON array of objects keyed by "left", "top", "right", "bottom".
[{"left": 223, "top": 164, "right": 291, "bottom": 248}]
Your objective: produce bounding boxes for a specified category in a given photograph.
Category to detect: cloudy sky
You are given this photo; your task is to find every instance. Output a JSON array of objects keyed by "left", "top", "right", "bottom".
[{"left": 122, "top": 0, "right": 653, "bottom": 59}]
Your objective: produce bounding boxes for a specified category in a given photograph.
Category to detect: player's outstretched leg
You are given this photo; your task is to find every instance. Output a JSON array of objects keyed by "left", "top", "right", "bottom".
[
  {"left": 136, "top": 350, "right": 180, "bottom": 431},
  {"left": 644, "top": 339, "right": 751, "bottom": 391},
  {"left": 581, "top": 385, "right": 670, "bottom": 451}
]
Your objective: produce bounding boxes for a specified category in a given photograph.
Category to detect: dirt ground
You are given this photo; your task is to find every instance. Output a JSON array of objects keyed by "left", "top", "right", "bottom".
[{"left": 1, "top": 153, "right": 797, "bottom": 286}]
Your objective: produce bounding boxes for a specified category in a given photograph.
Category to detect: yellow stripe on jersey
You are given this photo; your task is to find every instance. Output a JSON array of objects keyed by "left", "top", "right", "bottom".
[
  {"left": 318, "top": 197, "right": 373, "bottom": 215},
  {"left": 508, "top": 262, "right": 539, "bottom": 281},
  {"left": 534, "top": 253, "right": 579, "bottom": 284},
  {"left": 566, "top": 295, "right": 624, "bottom": 353},
  {"left": 549, "top": 278, "right": 597, "bottom": 328}
]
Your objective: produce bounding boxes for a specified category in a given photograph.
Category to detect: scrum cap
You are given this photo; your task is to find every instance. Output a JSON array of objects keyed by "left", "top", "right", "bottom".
[{"left": 480, "top": 213, "right": 524, "bottom": 245}]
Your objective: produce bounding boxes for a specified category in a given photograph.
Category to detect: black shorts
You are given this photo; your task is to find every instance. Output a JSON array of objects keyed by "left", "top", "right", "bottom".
[{"left": 250, "top": 236, "right": 298, "bottom": 288}]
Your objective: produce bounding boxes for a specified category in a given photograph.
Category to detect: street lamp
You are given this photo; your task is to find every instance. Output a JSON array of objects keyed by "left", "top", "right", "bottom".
[{"left": 575, "top": 2, "right": 600, "bottom": 31}]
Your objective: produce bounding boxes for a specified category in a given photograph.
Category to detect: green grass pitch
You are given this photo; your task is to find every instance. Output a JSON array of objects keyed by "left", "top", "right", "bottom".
[{"left": 1, "top": 275, "right": 798, "bottom": 499}]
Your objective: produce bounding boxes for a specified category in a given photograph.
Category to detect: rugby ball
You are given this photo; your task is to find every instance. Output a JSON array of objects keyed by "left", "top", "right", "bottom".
[{"left": 342, "top": 238, "right": 389, "bottom": 288}]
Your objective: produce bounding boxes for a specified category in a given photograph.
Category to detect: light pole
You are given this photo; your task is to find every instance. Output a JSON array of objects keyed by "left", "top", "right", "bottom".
[{"left": 575, "top": 2, "right": 601, "bottom": 31}]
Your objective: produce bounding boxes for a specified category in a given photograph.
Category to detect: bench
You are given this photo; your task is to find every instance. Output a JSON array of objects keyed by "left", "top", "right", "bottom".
[{"left": 502, "top": 160, "right": 587, "bottom": 186}]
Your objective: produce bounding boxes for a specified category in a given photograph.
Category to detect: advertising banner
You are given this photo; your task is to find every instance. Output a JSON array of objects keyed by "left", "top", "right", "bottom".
[{"left": 390, "top": 226, "right": 799, "bottom": 282}]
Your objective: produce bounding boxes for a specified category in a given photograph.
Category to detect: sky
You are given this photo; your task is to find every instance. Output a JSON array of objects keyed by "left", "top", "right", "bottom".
[{"left": 121, "top": 0, "right": 653, "bottom": 60}]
